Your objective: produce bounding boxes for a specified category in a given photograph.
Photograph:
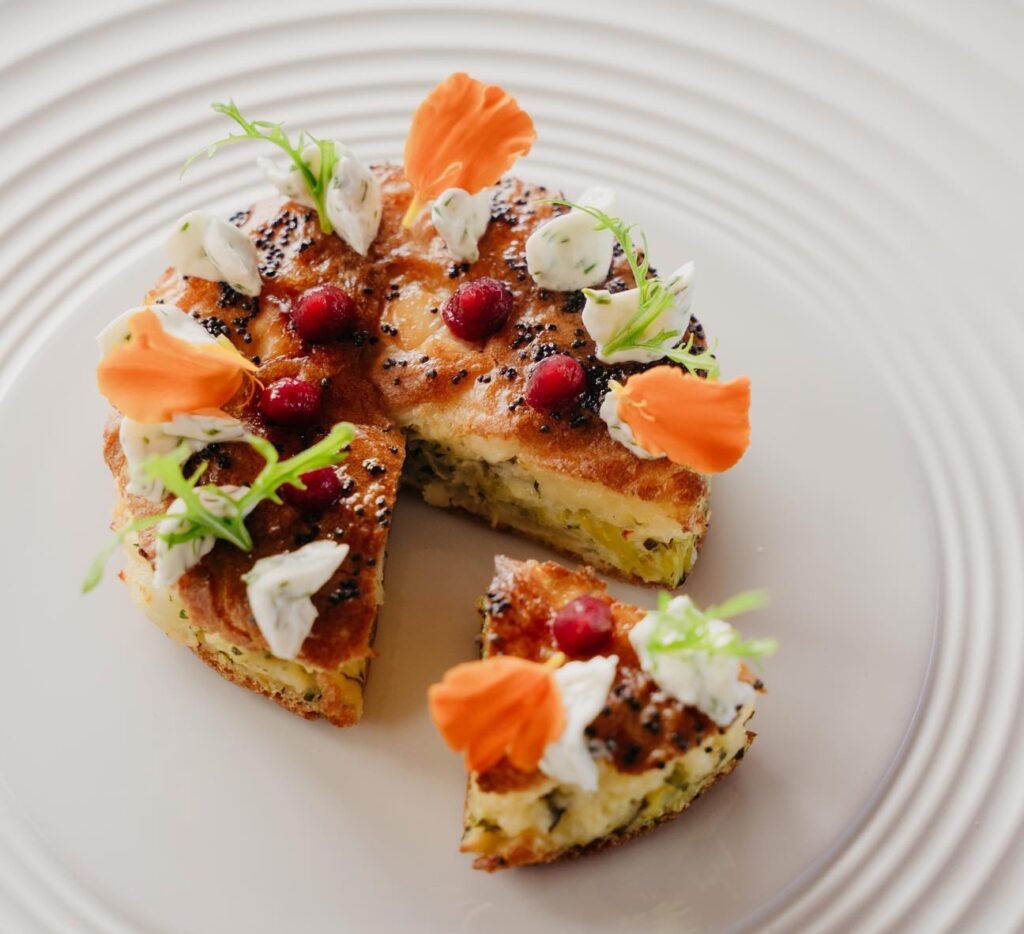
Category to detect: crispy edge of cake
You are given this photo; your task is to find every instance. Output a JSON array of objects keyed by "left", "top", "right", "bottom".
[{"left": 115, "top": 501, "right": 376, "bottom": 728}]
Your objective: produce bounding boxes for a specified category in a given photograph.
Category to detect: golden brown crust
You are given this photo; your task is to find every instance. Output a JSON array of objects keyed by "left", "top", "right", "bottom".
[
  {"left": 472, "top": 731, "right": 755, "bottom": 871},
  {"left": 481, "top": 557, "right": 734, "bottom": 780}
]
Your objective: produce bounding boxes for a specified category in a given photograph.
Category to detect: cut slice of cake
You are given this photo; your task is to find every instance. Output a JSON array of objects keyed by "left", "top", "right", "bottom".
[{"left": 428, "top": 557, "right": 774, "bottom": 870}]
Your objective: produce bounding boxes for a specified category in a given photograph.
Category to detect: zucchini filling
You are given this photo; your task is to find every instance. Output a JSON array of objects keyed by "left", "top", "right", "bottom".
[
  {"left": 462, "top": 701, "right": 753, "bottom": 861},
  {"left": 403, "top": 435, "right": 703, "bottom": 585}
]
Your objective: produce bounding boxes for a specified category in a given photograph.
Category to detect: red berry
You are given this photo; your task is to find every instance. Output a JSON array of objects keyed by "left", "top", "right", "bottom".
[
  {"left": 281, "top": 467, "right": 343, "bottom": 512},
  {"left": 441, "top": 277, "right": 513, "bottom": 342},
  {"left": 259, "top": 377, "right": 321, "bottom": 426},
  {"left": 553, "top": 596, "right": 614, "bottom": 657},
  {"left": 525, "top": 354, "right": 586, "bottom": 412},
  {"left": 291, "top": 285, "right": 357, "bottom": 343}
]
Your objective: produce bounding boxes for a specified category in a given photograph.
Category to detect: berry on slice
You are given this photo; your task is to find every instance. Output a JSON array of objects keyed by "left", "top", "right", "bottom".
[
  {"left": 258, "top": 377, "right": 322, "bottom": 426},
  {"left": 291, "top": 285, "right": 358, "bottom": 343},
  {"left": 552, "top": 595, "right": 614, "bottom": 657},
  {"left": 281, "top": 467, "right": 344, "bottom": 512},
  {"left": 525, "top": 354, "right": 586, "bottom": 412},
  {"left": 441, "top": 277, "right": 513, "bottom": 342}
]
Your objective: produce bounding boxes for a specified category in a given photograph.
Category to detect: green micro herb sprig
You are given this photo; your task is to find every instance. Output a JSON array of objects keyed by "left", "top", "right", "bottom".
[
  {"left": 183, "top": 101, "right": 338, "bottom": 234},
  {"left": 82, "top": 422, "right": 357, "bottom": 594},
  {"left": 646, "top": 590, "right": 777, "bottom": 663},
  {"left": 545, "top": 200, "right": 721, "bottom": 379}
]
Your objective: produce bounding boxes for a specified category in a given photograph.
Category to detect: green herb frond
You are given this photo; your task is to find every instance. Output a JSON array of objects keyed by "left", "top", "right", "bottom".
[
  {"left": 182, "top": 100, "right": 337, "bottom": 234},
  {"left": 545, "top": 199, "right": 714, "bottom": 374},
  {"left": 82, "top": 422, "right": 357, "bottom": 593},
  {"left": 646, "top": 590, "right": 776, "bottom": 663}
]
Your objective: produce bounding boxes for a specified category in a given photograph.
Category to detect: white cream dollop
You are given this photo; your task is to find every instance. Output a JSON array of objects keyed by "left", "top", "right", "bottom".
[
  {"left": 629, "top": 597, "right": 753, "bottom": 728},
  {"left": 598, "top": 384, "right": 659, "bottom": 461},
  {"left": 525, "top": 187, "right": 616, "bottom": 291},
  {"left": 258, "top": 142, "right": 382, "bottom": 256},
  {"left": 153, "top": 485, "right": 250, "bottom": 589},
  {"left": 430, "top": 187, "right": 492, "bottom": 262},
  {"left": 97, "top": 303, "right": 214, "bottom": 356},
  {"left": 163, "top": 211, "right": 262, "bottom": 297},
  {"left": 539, "top": 654, "right": 619, "bottom": 792},
  {"left": 119, "top": 414, "right": 248, "bottom": 502},
  {"left": 242, "top": 540, "right": 350, "bottom": 660},
  {"left": 583, "top": 261, "right": 695, "bottom": 365}
]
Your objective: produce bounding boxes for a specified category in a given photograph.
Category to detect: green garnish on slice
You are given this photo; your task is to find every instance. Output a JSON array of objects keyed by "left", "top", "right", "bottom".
[
  {"left": 82, "top": 422, "right": 356, "bottom": 593},
  {"left": 545, "top": 199, "right": 720, "bottom": 379},
  {"left": 182, "top": 100, "right": 339, "bottom": 235},
  {"left": 645, "top": 590, "right": 777, "bottom": 663}
]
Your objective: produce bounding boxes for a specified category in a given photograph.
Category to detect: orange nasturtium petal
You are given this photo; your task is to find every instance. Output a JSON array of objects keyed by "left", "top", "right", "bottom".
[
  {"left": 427, "top": 656, "right": 565, "bottom": 774},
  {"left": 97, "top": 310, "right": 256, "bottom": 423},
  {"left": 402, "top": 72, "right": 536, "bottom": 226},
  {"left": 617, "top": 366, "right": 751, "bottom": 474}
]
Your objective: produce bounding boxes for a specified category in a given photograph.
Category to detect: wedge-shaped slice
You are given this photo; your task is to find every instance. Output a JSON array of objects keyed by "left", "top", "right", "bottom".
[{"left": 442, "top": 557, "right": 766, "bottom": 870}]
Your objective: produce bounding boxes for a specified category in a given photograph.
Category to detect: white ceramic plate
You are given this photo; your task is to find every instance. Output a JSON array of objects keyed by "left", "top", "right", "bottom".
[{"left": 1, "top": 2, "right": 1022, "bottom": 931}]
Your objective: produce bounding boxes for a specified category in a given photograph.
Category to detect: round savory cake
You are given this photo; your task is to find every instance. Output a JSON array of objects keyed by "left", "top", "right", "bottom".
[{"left": 101, "top": 168, "right": 713, "bottom": 727}]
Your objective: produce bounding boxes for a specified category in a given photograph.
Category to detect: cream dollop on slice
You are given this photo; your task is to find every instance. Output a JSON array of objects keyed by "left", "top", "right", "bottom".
[
  {"left": 598, "top": 383, "right": 659, "bottom": 461},
  {"left": 242, "top": 540, "right": 350, "bottom": 660},
  {"left": 163, "top": 211, "right": 262, "bottom": 297},
  {"left": 629, "top": 597, "right": 753, "bottom": 728},
  {"left": 431, "top": 187, "right": 492, "bottom": 262},
  {"left": 97, "top": 303, "right": 215, "bottom": 357},
  {"left": 539, "top": 654, "right": 619, "bottom": 791},
  {"left": 258, "top": 142, "right": 382, "bottom": 256},
  {"left": 583, "top": 261, "right": 695, "bottom": 365},
  {"left": 119, "top": 414, "right": 248, "bottom": 501},
  {"left": 525, "top": 187, "right": 616, "bottom": 291},
  {"left": 153, "top": 485, "right": 250, "bottom": 588}
]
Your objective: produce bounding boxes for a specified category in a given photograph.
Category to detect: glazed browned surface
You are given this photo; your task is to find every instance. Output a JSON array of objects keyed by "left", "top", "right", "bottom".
[
  {"left": 371, "top": 169, "right": 710, "bottom": 512},
  {"left": 475, "top": 557, "right": 757, "bottom": 792},
  {"left": 107, "top": 165, "right": 712, "bottom": 674}
]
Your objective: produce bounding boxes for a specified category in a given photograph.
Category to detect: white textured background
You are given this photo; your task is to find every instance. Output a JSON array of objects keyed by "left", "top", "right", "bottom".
[{"left": 0, "top": 2, "right": 1022, "bottom": 931}]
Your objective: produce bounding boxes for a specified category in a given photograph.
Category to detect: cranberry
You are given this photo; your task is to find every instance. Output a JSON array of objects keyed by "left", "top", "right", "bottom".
[
  {"left": 259, "top": 377, "right": 321, "bottom": 426},
  {"left": 291, "top": 285, "right": 357, "bottom": 343},
  {"left": 553, "top": 596, "right": 614, "bottom": 657},
  {"left": 281, "top": 467, "right": 343, "bottom": 512},
  {"left": 525, "top": 354, "right": 586, "bottom": 412},
  {"left": 441, "top": 277, "right": 513, "bottom": 342}
]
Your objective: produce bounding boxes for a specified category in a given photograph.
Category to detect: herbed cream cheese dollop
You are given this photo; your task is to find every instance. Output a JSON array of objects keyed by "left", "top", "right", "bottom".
[
  {"left": 118, "top": 414, "right": 247, "bottom": 502},
  {"left": 242, "top": 540, "right": 349, "bottom": 660},
  {"left": 259, "top": 142, "right": 382, "bottom": 256},
  {"left": 97, "top": 303, "right": 215, "bottom": 355},
  {"left": 583, "top": 261, "right": 695, "bottom": 365},
  {"left": 153, "top": 485, "right": 251, "bottom": 588},
  {"left": 164, "top": 211, "right": 262, "bottom": 297},
  {"left": 598, "top": 384, "right": 658, "bottom": 461},
  {"left": 430, "top": 187, "right": 492, "bottom": 262},
  {"left": 538, "top": 654, "right": 619, "bottom": 791},
  {"left": 628, "top": 596, "right": 754, "bottom": 728},
  {"left": 525, "top": 187, "right": 616, "bottom": 291}
]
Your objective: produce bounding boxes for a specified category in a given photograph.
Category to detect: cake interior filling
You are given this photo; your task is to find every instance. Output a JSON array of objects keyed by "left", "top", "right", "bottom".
[
  {"left": 461, "top": 701, "right": 754, "bottom": 861},
  {"left": 403, "top": 433, "right": 703, "bottom": 585}
]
